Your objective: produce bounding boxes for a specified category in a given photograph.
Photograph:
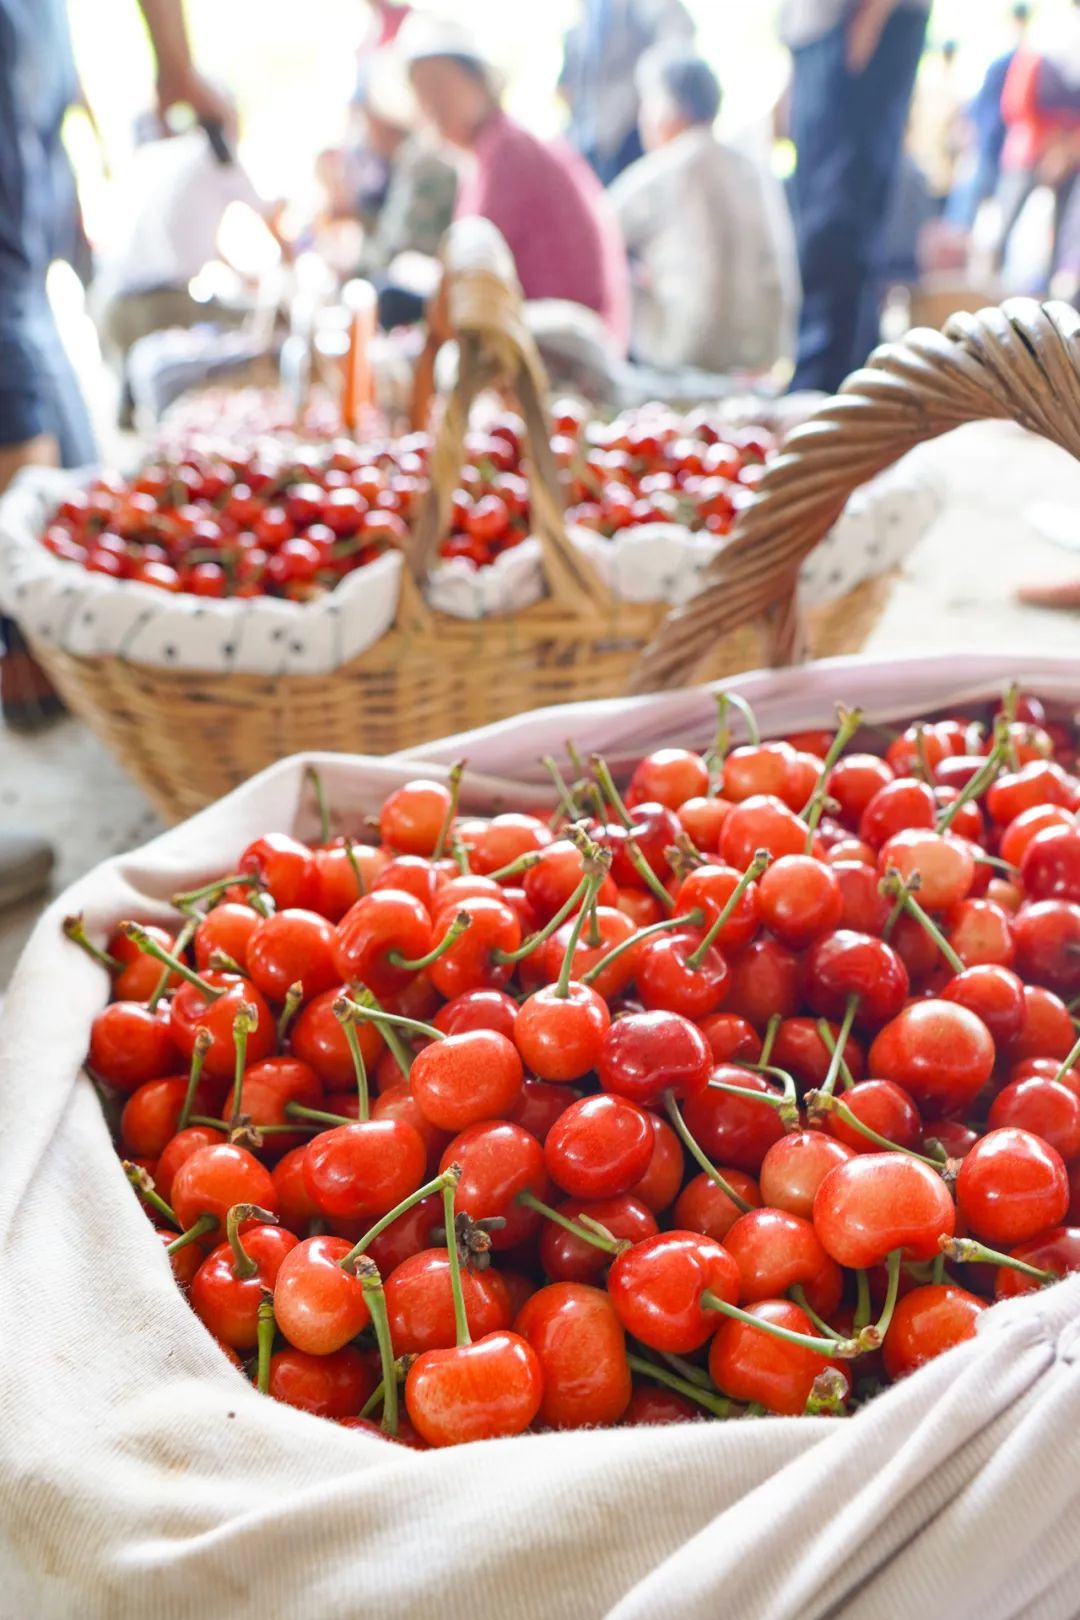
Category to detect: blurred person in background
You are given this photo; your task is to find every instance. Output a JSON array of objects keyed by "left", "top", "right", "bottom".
[
  {"left": 609, "top": 51, "right": 798, "bottom": 374},
  {"left": 997, "top": 4, "right": 1080, "bottom": 284},
  {"left": 399, "top": 14, "right": 630, "bottom": 351},
  {"left": 907, "top": 38, "right": 963, "bottom": 210},
  {"left": 782, "top": 0, "right": 930, "bottom": 393},
  {"left": 0, "top": 0, "right": 227, "bottom": 899},
  {"left": 91, "top": 99, "right": 264, "bottom": 425},
  {"left": 559, "top": 0, "right": 695, "bottom": 185},
  {"left": 947, "top": 4, "right": 1031, "bottom": 230}
]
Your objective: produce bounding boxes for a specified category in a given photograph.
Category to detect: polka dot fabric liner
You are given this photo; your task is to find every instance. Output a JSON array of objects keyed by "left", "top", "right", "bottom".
[{"left": 0, "top": 455, "right": 944, "bottom": 672}]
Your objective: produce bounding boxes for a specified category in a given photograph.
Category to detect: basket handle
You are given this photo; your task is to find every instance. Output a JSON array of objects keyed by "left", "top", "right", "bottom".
[
  {"left": 629, "top": 298, "right": 1080, "bottom": 692},
  {"left": 406, "top": 217, "right": 609, "bottom": 619}
]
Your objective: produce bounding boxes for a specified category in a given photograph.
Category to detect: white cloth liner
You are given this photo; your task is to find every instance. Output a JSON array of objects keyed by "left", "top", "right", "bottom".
[
  {"left": 0, "top": 451, "right": 944, "bottom": 659},
  {"left": 2, "top": 651, "right": 1078, "bottom": 1620}
]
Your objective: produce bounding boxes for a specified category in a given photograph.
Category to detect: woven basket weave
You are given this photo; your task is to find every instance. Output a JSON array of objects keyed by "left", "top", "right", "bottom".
[{"left": 26, "top": 221, "right": 897, "bottom": 823}]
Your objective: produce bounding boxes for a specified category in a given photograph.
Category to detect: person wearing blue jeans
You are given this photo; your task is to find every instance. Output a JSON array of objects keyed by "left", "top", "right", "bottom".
[
  {"left": 0, "top": 0, "right": 228, "bottom": 901},
  {"left": 784, "top": 0, "right": 930, "bottom": 394}
]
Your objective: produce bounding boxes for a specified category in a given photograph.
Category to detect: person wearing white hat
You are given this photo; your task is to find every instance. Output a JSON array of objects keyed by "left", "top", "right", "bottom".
[{"left": 397, "top": 11, "right": 630, "bottom": 351}]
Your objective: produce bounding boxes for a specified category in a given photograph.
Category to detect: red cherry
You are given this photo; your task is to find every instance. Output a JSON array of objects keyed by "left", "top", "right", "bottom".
[
  {"left": 674, "top": 864, "right": 760, "bottom": 951},
  {"left": 269, "top": 1346, "right": 375, "bottom": 1418},
  {"left": 514, "top": 983, "right": 611, "bottom": 1082},
  {"left": 758, "top": 1132, "right": 855, "bottom": 1221},
  {"left": 607, "top": 1230, "right": 740, "bottom": 1353},
  {"left": 272, "top": 1234, "right": 370, "bottom": 1354},
  {"left": 193, "top": 903, "right": 258, "bottom": 973},
  {"left": 720, "top": 796, "right": 807, "bottom": 866},
  {"left": 1008, "top": 984, "right": 1077, "bottom": 1061},
  {"left": 804, "top": 931, "right": 909, "bottom": 1027},
  {"left": 404, "top": 1330, "right": 543, "bottom": 1446},
  {"left": 88, "top": 1002, "right": 177, "bottom": 1094},
  {"left": 1013, "top": 900, "right": 1080, "bottom": 997},
  {"left": 955, "top": 1127, "right": 1068, "bottom": 1245},
  {"left": 828, "top": 753, "right": 894, "bottom": 827},
  {"left": 757, "top": 855, "right": 843, "bottom": 948},
  {"left": 882, "top": 1284, "right": 987, "bottom": 1379},
  {"left": 544, "top": 1093, "right": 654, "bottom": 1200},
  {"left": 379, "top": 779, "right": 453, "bottom": 856},
  {"left": 858, "top": 778, "right": 936, "bottom": 848},
  {"left": 629, "top": 748, "right": 709, "bottom": 810},
  {"left": 941, "top": 964, "right": 1025, "bottom": 1046},
  {"left": 630, "top": 1113, "right": 685, "bottom": 1212},
  {"left": 725, "top": 1207, "right": 842, "bottom": 1315},
  {"left": 598, "top": 1010, "right": 711, "bottom": 1106},
  {"left": 825, "top": 1079, "right": 922, "bottom": 1154},
  {"left": 290, "top": 986, "right": 384, "bottom": 1088},
  {"left": 433, "top": 988, "right": 518, "bottom": 1040},
  {"left": 994, "top": 1226, "right": 1080, "bottom": 1298},
  {"left": 673, "top": 1169, "right": 761, "bottom": 1240},
  {"left": 246, "top": 909, "right": 338, "bottom": 1001},
  {"left": 333, "top": 889, "right": 432, "bottom": 999},
  {"left": 191, "top": 1223, "right": 298, "bottom": 1348},
  {"left": 868, "top": 1000, "right": 995, "bottom": 1117},
  {"left": 168, "top": 973, "right": 275, "bottom": 1083},
  {"left": 813, "top": 1154, "right": 955, "bottom": 1268},
  {"left": 238, "top": 832, "right": 317, "bottom": 910},
  {"left": 171, "top": 1144, "right": 277, "bottom": 1233},
  {"left": 303, "top": 1120, "right": 426, "bottom": 1220},
  {"left": 708, "top": 1300, "right": 845, "bottom": 1415},
  {"left": 635, "top": 929, "right": 731, "bottom": 1019},
  {"left": 410, "top": 1030, "right": 523, "bottom": 1132},
  {"left": 1020, "top": 825, "right": 1080, "bottom": 901},
  {"left": 440, "top": 1121, "right": 547, "bottom": 1249},
  {"left": 681, "top": 1068, "right": 787, "bottom": 1173},
  {"left": 384, "top": 1249, "right": 511, "bottom": 1354},
  {"left": 988, "top": 1076, "right": 1080, "bottom": 1161},
  {"left": 538, "top": 1193, "right": 657, "bottom": 1281},
  {"left": 515, "top": 1282, "right": 631, "bottom": 1429}
]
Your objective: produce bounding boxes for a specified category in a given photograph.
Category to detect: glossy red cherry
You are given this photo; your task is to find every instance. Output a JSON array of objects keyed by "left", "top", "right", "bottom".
[
  {"left": 119, "top": 1075, "right": 212, "bottom": 1159},
  {"left": 88, "top": 1002, "right": 178, "bottom": 1094},
  {"left": 770, "top": 1017, "right": 865, "bottom": 1089},
  {"left": 606, "top": 1230, "right": 740, "bottom": 1353},
  {"left": 1008, "top": 984, "right": 1076, "bottom": 1061},
  {"left": 303, "top": 1120, "right": 426, "bottom": 1220},
  {"left": 514, "top": 983, "right": 611, "bottom": 1082},
  {"left": 246, "top": 909, "right": 338, "bottom": 1001},
  {"left": 238, "top": 832, "right": 318, "bottom": 910},
  {"left": 379, "top": 778, "right": 453, "bottom": 856},
  {"left": 269, "top": 1346, "right": 375, "bottom": 1418},
  {"left": 720, "top": 795, "right": 807, "bottom": 866},
  {"left": 868, "top": 1000, "right": 995, "bottom": 1117},
  {"left": 758, "top": 1132, "right": 855, "bottom": 1221},
  {"left": 630, "top": 1113, "right": 684, "bottom": 1212},
  {"left": 193, "top": 902, "right": 259, "bottom": 973},
  {"left": 515, "top": 1282, "right": 631, "bottom": 1429},
  {"left": 1012, "top": 900, "right": 1080, "bottom": 997},
  {"left": 440, "top": 1121, "right": 547, "bottom": 1249},
  {"left": 629, "top": 748, "right": 709, "bottom": 810},
  {"left": 988, "top": 1075, "right": 1080, "bottom": 1161},
  {"left": 384, "top": 1249, "right": 511, "bottom": 1354},
  {"left": 825, "top": 1079, "right": 922, "bottom": 1154},
  {"left": 404, "top": 1330, "right": 543, "bottom": 1447},
  {"left": 723, "top": 937, "right": 803, "bottom": 1023},
  {"left": 598, "top": 1010, "right": 711, "bottom": 1106},
  {"left": 1020, "top": 825, "right": 1080, "bottom": 902},
  {"left": 757, "top": 855, "right": 843, "bottom": 948},
  {"left": 681, "top": 1069, "right": 787, "bottom": 1172},
  {"left": 941, "top": 964, "right": 1025, "bottom": 1046},
  {"left": 427, "top": 896, "right": 522, "bottom": 997},
  {"left": 538, "top": 1193, "right": 658, "bottom": 1281},
  {"left": 272, "top": 1234, "right": 370, "bottom": 1354},
  {"left": 171, "top": 1144, "right": 277, "bottom": 1234},
  {"left": 289, "top": 985, "right": 384, "bottom": 1088},
  {"left": 804, "top": 931, "right": 909, "bottom": 1027},
  {"left": 813, "top": 1154, "right": 955, "bottom": 1268},
  {"left": 882, "top": 1284, "right": 986, "bottom": 1379},
  {"left": 433, "top": 988, "right": 518, "bottom": 1040},
  {"left": 828, "top": 753, "right": 894, "bottom": 827},
  {"left": 674, "top": 864, "right": 760, "bottom": 951},
  {"left": 993, "top": 1226, "right": 1080, "bottom": 1297},
  {"left": 333, "top": 889, "right": 432, "bottom": 999},
  {"left": 708, "top": 1300, "right": 845, "bottom": 1416},
  {"left": 544, "top": 1093, "right": 654, "bottom": 1200},
  {"left": 672, "top": 1169, "right": 761, "bottom": 1240},
  {"left": 955, "top": 1127, "right": 1068, "bottom": 1245},
  {"left": 410, "top": 1030, "right": 523, "bottom": 1132},
  {"left": 725, "top": 1207, "right": 843, "bottom": 1315},
  {"left": 168, "top": 973, "right": 275, "bottom": 1083},
  {"left": 191, "top": 1222, "right": 298, "bottom": 1348}
]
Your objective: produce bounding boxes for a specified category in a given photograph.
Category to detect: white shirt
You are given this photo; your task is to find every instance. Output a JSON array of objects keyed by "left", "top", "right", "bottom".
[
  {"left": 98, "top": 131, "right": 262, "bottom": 295},
  {"left": 608, "top": 126, "right": 799, "bottom": 373}
]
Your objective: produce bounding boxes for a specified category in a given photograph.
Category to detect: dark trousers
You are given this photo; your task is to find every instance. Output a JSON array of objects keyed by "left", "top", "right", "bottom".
[{"left": 789, "top": 8, "right": 929, "bottom": 393}]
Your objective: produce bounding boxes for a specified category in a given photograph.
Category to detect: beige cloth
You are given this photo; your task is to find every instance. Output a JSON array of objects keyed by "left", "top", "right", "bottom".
[{"left": 3, "top": 651, "right": 1080, "bottom": 1619}]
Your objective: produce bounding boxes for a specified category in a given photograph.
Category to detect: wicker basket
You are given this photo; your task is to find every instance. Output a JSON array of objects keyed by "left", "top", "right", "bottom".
[{"left": 27, "top": 222, "right": 904, "bottom": 823}]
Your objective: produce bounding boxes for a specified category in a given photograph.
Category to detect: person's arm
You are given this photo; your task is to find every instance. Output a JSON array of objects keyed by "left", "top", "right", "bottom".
[
  {"left": 607, "top": 156, "right": 662, "bottom": 258},
  {"left": 846, "top": 0, "right": 905, "bottom": 74},
  {"left": 136, "top": 0, "right": 236, "bottom": 133}
]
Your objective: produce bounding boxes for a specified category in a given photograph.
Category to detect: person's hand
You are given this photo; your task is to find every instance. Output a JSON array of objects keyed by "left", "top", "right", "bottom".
[
  {"left": 846, "top": 0, "right": 900, "bottom": 75},
  {"left": 156, "top": 64, "right": 237, "bottom": 141}
]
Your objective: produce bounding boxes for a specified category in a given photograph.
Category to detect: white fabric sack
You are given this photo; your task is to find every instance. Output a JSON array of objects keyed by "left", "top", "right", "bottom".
[{"left": 3, "top": 651, "right": 1080, "bottom": 1620}]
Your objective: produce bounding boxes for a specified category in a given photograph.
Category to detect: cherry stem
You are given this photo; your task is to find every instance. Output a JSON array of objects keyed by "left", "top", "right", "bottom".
[
  {"left": 449, "top": 835, "right": 471, "bottom": 875},
  {"left": 335, "top": 992, "right": 443, "bottom": 1044},
  {"left": 585, "top": 892, "right": 603, "bottom": 948},
  {"left": 1052, "top": 1030, "right": 1080, "bottom": 1087},
  {"left": 805, "top": 1367, "right": 850, "bottom": 1416},
  {"left": 493, "top": 876, "right": 590, "bottom": 965},
  {"left": 63, "top": 913, "right": 121, "bottom": 972},
  {"left": 542, "top": 755, "right": 583, "bottom": 822},
  {"left": 228, "top": 1002, "right": 259, "bottom": 1129},
  {"left": 388, "top": 910, "right": 471, "bottom": 973},
  {"left": 854, "top": 1267, "right": 871, "bottom": 1332},
  {"left": 166, "top": 1213, "right": 218, "bottom": 1254},
  {"left": 686, "top": 850, "right": 769, "bottom": 969},
  {"left": 256, "top": 1295, "right": 274, "bottom": 1394},
  {"left": 442, "top": 1175, "right": 471, "bottom": 1347},
  {"left": 590, "top": 754, "right": 633, "bottom": 830},
  {"left": 227, "top": 1203, "right": 277, "bottom": 1278},
  {"left": 788, "top": 1286, "right": 848, "bottom": 1342},
  {"left": 625, "top": 1352, "right": 732, "bottom": 1419},
  {"left": 485, "top": 849, "right": 544, "bottom": 883},
  {"left": 931, "top": 1251, "right": 947, "bottom": 1285},
  {"left": 858, "top": 1249, "right": 902, "bottom": 1350},
  {"left": 581, "top": 909, "right": 702, "bottom": 986},
  {"left": 305, "top": 765, "right": 331, "bottom": 846},
  {"left": 284, "top": 1101, "right": 354, "bottom": 1127},
  {"left": 208, "top": 949, "right": 243, "bottom": 974},
  {"left": 554, "top": 874, "right": 606, "bottom": 999},
  {"left": 626, "top": 836, "right": 676, "bottom": 914},
  {"left": 248, "top": 889, "right": 274, "bottom": 920},
  {"left": 716, "top": 690, "right": 760, "bottom": 752},
  {"left": 342, "top": 837, "right": 367, "bottom": 898},
  {"left": 277, "top": 982, "right": 303, "bottom": 1048},
  {"left": 663, "top": 1092, "right": 753, "bottom": 1213},
  {"left": 880, "top": 875, "right": 965, "bottom": 974},
  {"left": 123, "top": 1160, "right": 180, "bottom": 1228},
  {"left": 339, "top": 1170, "right": 457, "bottom": 1270},
  {"left": 356, "top": 1258, "right": 399, "bottom": 1436},
  {"left": 817, "top": 995, "right": 858, "bottom": 1099},
  {"left": 172, "top": 873, "right": 259, "bottom": 910},
  {"left": 800, "top": 706, "right": 864, "bottom": 846},
  {"left": 816, "top": 1020, "right": 855, "bottom": 1091},
  {"left": 359, "top": 1380, "right": 385, "bottom": 1421},
  {"left": 700, "top": 1290, "right": 859, "bottom": 1359},
  {"left": 123, "top": 923, "right": 222, "bottom": 1001},
  {"left": 939, "top": 1235, "right": 1058, "bottom": 1284},
  {"left": 516, "top": 1189, "right": 626, "bottom": 1254},
  {"left": 431, "top": 759, "right": 465, "bottom": 862},
  {"left": 148, "top": 915, "right": 198, "bottom": 1011},
  {"left": 349, "top": 985, "right": 417, "bottom": 1078},
  {"left": 711, "top": 1068, "right": 799, "bottom": 1131},
  {"left": 936, "top": 722, "right": 1009, "bottom": 833},
  {"left": 759, "top": 1013, "right": 782, "bottom": 1070},
  {"left": 658, "top": 1351, "right": 713, "bottom": 1388},
  {"left": 705, "top": 691, "right": 731, "bottom": 786},
  {"left": 805, "top": 1089, "right": 943, "bottom": 1166},
  {"left": 176, "top": 1026, "right": 212, "bottom": 1132}
]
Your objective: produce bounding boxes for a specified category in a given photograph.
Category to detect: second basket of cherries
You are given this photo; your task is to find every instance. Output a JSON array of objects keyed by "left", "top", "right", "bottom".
[{"left": 73, "top": 684, "right": 1080, "bottom": 1448}]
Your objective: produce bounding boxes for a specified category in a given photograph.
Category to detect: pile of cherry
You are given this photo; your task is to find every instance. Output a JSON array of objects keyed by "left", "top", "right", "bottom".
[
  {"left": 36, "top": 403, "right": 772, "bottom": 601},
  {"left": 72, "top": 686, "right": 1080, "bottom": 1448}
]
